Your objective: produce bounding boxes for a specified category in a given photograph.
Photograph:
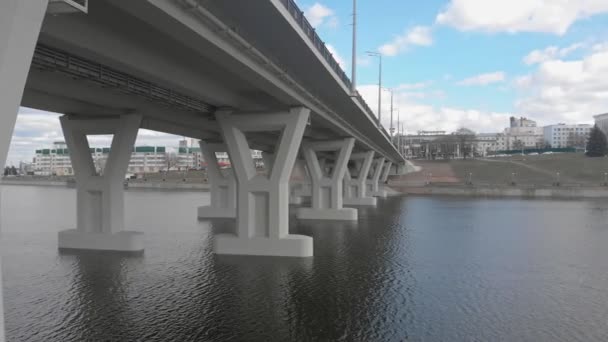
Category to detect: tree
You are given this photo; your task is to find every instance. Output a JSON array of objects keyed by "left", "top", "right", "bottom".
[
  {"left": 454, "top": 127, "right": 476, "bottom": 159},
  {"left": 567, "top": 131, "right": 587, "bottom": 149},
  {"left": 585, "top": 125, "right": 607, "bottom": 157},
  {"left": 512, "top": 139, "right": 525, "bottom": 151}
]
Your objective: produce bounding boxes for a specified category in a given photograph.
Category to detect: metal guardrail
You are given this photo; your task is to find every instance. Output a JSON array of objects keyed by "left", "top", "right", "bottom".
[
  {"left": 278, "top": 0, "right": 392, "bottom": 142},
  {"left": 31, "top": 44, "right": 215, "bottom": 114}
]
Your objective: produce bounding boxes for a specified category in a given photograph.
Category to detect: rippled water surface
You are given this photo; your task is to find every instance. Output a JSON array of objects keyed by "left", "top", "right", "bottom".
[{"left": 3, "top": 185, "right": 608, "bottom": 341}]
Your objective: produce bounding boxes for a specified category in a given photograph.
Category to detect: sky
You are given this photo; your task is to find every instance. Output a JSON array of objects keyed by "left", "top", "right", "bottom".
[{"left": 7, "top": 0, "right": 608, "bottom": 165}]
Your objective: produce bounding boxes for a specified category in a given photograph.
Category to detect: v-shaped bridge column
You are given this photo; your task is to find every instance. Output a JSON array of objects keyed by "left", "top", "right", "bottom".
[
  {"left": 381, "top": 161, "right": 393, "bottom": 183},
  {"left": 198, "top": 141, "right": 236, "bottom": 218},
  {"left": 289, "top": 158, "right": 308, "bottom": 205},
  {"left": 343, "top": 151, "right": 377, "bottom": 206},
  {"left": 367, "top": 157, "right": 388, "bottom": 197},
  {"left": 58, "top": 114, "right": 144, "bottom": 251},
  {"left": 296, "top": 138, "right": 357, "bottom": 221},
  {"left": 214, "top": 108, "right": 312, "bottom": 257}
]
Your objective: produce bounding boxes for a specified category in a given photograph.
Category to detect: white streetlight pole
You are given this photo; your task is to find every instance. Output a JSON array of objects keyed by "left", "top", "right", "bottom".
[
  {"left": 366, "top": 51, "right": 382, "bottom": 129},
  {"left": 351, "top": 0, "right": 357, "bottom": 94}
]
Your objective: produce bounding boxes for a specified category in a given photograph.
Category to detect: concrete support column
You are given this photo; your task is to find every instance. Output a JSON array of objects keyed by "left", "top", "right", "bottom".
[
  {"left": 289, "top": 159, "right": 309, "bottom": 205},
  {"left": 58, "top": 114, "right": 144, "bottom": 252},
  {"left": 0, "top": 2, "right": 48, "bottom": 338},
  {"left": 381, "top": 161, "right": 393, "bottom": 183},
  {"left": 214, "top": 108, "right": 312, "bottom": 257},
  {"left": 198, "top": 141, "right": 236, "bottom": 218},
  {"left": 367, "top": 157, "right": 388, "bottom": 197},
  {"left": 296, "top": 138, "right": 357, "bottom": 221},
  {"left": 343, "top": 151, "right": 377, "bottom": 206}
]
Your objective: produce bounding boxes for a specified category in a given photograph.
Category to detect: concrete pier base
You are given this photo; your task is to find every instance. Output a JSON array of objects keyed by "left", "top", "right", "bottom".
[
  {"left": 197, "top": 206, "right": 235, "bottom": 219},
  {"left": 214, "top": 233, "right": 313, "bottom": 257},
  {"left": 296, "top": 207, "right": 357, "bottom": 221},
  {"left": 59, "top": 230, "right": 144, "bottom": 252},
  {"left": 343, "top": 197, "right": 377, "bottom": 206}
]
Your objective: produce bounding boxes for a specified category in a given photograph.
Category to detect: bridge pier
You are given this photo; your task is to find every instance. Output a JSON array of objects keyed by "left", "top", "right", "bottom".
[
  {"left": 0, "top": 0, "right": 49, "bottom": 337},
  {"left": 198, "top": 141, "right": 236, "bottom": 219},
  {"left": 58, "top": 115, "right": 144, "bottom": 252},
  {"left": 381, "top": 161, "right": 393, "bottom": 184},
  {"left": 296, "top": 138, "right": 357, "bottom": 221},
  {"left": 343, "top": 151, "right": 377, "bottom": 206},
  {"left": 367, "top": 157, "right": 388, "bottom": 198},
  {"left": 214, "top": 108, "right": 313, "bottom": 257}
]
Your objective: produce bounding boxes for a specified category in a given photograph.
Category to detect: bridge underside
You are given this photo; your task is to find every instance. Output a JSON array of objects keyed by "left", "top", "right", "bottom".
[
  {"left": 2, "top": 0, "right": 407, "bottom": 259},
  {"left": 20, "top": 0, "right": 402, "bottom": 161}
]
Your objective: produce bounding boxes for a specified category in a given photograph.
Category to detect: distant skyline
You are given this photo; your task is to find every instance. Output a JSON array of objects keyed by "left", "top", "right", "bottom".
[{"left": 7, "top": 0, "right": 608, "bottom": 164}]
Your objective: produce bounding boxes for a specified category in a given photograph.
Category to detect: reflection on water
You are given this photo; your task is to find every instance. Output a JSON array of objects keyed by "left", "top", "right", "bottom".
[{"left": 2, "top": 185, "right": 608, "bottom": 341}]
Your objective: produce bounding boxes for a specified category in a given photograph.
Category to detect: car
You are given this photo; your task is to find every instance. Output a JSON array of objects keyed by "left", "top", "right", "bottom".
[{"left": 528, "top": 152, "right": 539, "bottom": 156}]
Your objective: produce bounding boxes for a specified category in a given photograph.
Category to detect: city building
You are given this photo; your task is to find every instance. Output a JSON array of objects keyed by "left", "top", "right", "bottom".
[
  {"left": 510, "top": 116, "right": 537, "bottom": 128},
  {"left": 593, "top": 113, "right": 608, "bottom": 136},
  {"left": 543, "top": 124, "right": 592, "bottom": 148},
  {"left": 33, "top": 141, "right": 72, "bottom": 176},
  {"left": 31, "top": 139, "right": 265, "bottom": 176},
  {"left": 33, "top": 142, "right": 168, "bottom": 176}
]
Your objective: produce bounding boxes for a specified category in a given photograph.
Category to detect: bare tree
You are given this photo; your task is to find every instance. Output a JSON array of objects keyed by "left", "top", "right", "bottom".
[
  {"left": 512, "top": 139, "right": 525, "bottom": 151},
  {"left": 567, "top": 132, "right": 587, "bottom": 149},
  {"left": 454, "top": 127, "right": 476, "bottom": 159}
]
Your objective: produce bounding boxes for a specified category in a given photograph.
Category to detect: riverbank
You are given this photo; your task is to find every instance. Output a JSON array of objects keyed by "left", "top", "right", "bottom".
[
  {"left": 389, "top": 155, "right": 608, "bottom": 199},
  {"left": 1, "top": 178, "right": 210, "bottom": 191},
  {"left": 394, "top": 184, "right": 608, "bottom": 199}
]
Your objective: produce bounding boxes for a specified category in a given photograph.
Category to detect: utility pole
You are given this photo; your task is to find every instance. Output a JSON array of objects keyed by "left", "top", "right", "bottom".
[
  {"left": 389, "top": 89, "right": 394, "bottom": 136},
  {"left": 351, "top": 0, "right": 357, "bottom": 95}
]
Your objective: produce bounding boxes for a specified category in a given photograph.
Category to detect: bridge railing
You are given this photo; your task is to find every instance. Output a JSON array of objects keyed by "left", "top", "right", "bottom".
[{"left": 279, "top": 0, "right": 392, "bottom": 142}]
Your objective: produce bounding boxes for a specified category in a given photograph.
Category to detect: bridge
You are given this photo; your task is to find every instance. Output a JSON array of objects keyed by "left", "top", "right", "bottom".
[{"left": 1, "top": 0, "right": 409, "bottom": 260}]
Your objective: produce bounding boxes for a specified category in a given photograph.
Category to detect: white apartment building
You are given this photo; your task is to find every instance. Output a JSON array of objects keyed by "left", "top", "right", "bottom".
[
  {"left": 543, "top": 124, "right": 592, "bottom": 148},
  {"left": 33, "top": 140, "right": 266, "bottom": 176},
  {"left": 33, "top": 143, "right": 168, "bottom": 176},
  {"left": 594, "top": 113, "right": 608, "bottom": 136},
  {"left": 33, "top": 141, "right": 72, "bottom": 176}
]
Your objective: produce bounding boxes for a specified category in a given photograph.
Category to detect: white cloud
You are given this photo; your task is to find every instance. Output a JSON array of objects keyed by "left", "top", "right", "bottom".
[
  {"left": 436, "top": 0, "right": 608, "bottom": 35},
  {"left": 457, "top": 72, "right": 506, "bottom": 86},
  {"left": 304, "top": 3, "right": 338, "bottom": 29},
  {"left": 396, "top": 81, "right": 434, "bottom": 90},
  {"left": 523, "top": 43, "right": 585, "bottom": 65},
  {"left": 357, "top": 84, "right": 511, "bottom": 134},
  {"left": 378, "top": 26, "right": 433, "bottom": 57},
  {"left": 5, "top": 108, "right": 184, "bottom": 166},
  {"left": 326, "top": 44, "right": 347, "bottom": 69},
  {"left": 515, "top": 43, "right": 608, "bottom": 124}
]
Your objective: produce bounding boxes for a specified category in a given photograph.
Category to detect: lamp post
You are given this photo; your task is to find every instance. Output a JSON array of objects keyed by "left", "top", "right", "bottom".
[
  {"left": 382, "top": 87, "right": 395, "bottom": 137},
  {"left": 366, "top": 51, "right": 382, "bottom": 129},
  {"left": 351, "top": 0, "right": 357, "bottom": 94}
]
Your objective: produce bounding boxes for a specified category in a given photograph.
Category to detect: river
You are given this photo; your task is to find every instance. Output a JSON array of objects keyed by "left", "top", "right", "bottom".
[{"left": 2, "top": 185, "right": 608, "bottom": 341}]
